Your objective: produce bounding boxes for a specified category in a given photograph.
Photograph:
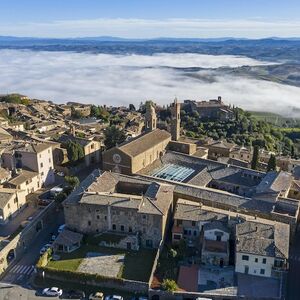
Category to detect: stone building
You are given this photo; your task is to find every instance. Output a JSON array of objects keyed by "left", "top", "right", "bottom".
[
  {"left": 201, "top": 221, "right": 230, "bottom": 267},
  {"left": 2, "top": 143, "right": 55, "bottom": 186},
  {"left": 102, "top": 129, "right": 171, "bottom": 175},
  {"left": 0, "top": 188, "right": 26, "bottom": 224},
  {"left": 182, "top": 97, "right": 234, "bottom": 121},
  {"left": 57, "top": 134, "right": 101, "bottom": 167},
  {"left": 172, "top": 199, "right": 228, "bottom": 245},
  {"left": 235, "top": 221, "right": 289, "bottom": 278},
  {"left": 145, "top": 102, "right": 157, "bottom": 132},
  {"left": 63, "top": 170, "right": 174, "bottom": 249}
]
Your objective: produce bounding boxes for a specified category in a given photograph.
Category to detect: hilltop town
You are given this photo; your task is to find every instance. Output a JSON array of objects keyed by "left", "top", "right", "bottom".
[{"left": 0, "top": 93, "right": 299, "bottom": 299}]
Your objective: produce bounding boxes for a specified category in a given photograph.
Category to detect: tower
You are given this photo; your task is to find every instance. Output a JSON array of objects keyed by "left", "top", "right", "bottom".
[
  {"left": 170, "top": 98, "right": 181, "bottom": 141},
  {"left": 145, "top": 101, "right": 157, "bottom": 132}
]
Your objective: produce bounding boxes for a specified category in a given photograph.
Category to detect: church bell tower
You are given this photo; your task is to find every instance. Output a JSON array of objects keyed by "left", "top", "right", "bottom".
[
  {"left": 145, "top": 101, "right": 157, "bottom": 132},
  {"left": 170, "top": 98, "right": 181, "bottom": 141}
]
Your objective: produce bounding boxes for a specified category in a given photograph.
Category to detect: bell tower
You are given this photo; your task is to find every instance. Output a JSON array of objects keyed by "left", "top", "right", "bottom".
[
  {"left": 145, "top": 101, "right": 157, "bottom": 132},
  {"left": 170, "top": 98, "right": 181, "bottom": 141}
]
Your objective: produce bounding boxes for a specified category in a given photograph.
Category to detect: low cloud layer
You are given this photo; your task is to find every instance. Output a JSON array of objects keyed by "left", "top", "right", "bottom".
[{"left": 0, "top": 49, "right": 299, "bottom": 116}]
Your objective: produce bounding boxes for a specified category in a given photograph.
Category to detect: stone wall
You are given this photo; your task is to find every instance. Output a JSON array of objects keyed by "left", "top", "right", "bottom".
[
  {"left": 0, "top": 202, "right": 57, "bottom": 276},
  {"left": 37, "top": 268, "right": 149, "bottom": 293}
]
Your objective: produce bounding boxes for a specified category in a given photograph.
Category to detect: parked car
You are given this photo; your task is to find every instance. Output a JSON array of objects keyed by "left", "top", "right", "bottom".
[
  {"left": 62, "top": 289, "right": 85, "bottom": 299},
  {"left": 105, "top": 295, "right": 123, "bottom": 300},
  {"left": 42, "top": 287, "right": 63, "bottom": 297},
  {"left": 39, "top": 244, "right": 52, "bottom": 256},
  {"left": 89, "top": 292, "right": 104, "bottom": 300},
  {"left": 38, "top": 199, "right": 51, "bottom": 206},
  {"left": 58, "top": 224, "right": 66, "bottom": 233},
  {"left": 57, "top": 171, "right": 65, "bottom": 177}
]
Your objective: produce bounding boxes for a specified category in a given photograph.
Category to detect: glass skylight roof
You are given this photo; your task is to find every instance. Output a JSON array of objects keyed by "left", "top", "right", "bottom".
[{"left": 151, "top": 163, "right": 195, "bottom": 182}]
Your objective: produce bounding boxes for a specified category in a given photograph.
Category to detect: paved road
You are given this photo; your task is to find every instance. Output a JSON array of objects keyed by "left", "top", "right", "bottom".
[
  {"left": 0, "top": 283, "right": 63, "bottom": 300},
  {"left": 1, "top": 209, "right": 64, "bottom": 286},
  {"left": 287, "top": 228, "right": 300, "bottom": 300}
]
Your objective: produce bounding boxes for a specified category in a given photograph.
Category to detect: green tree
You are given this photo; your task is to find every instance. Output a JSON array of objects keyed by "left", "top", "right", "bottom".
[
  {"left": 267, "top": 154, "right": 277, "bottom": 172},
  {"left": 161, "top": 279, "right": 178, "bottom": 292},
  {"left": 104, "top": 126, "right": 126, "bottom": 149},
  {"left": 0, "top": 94, "right": 30, "bottom": 105},
  {"left": 65, "top": 176, "right": 80, "bottom": 189},
  {"left": 71, "top": 107, "right": 83, "bottom": 119},
  {"left": 65, "top": 141, "right": 85, "bottom": 162},
  {"left": 251, "top": 145, "right": 260, "bottom": 170}
]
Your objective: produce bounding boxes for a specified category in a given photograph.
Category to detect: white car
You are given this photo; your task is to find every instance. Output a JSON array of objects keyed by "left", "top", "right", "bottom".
[
  {"left": 42, "top": 287, "right": 63, "bottom": 297},
  {"left": 105, "top": 295, "right": 123, "bottom": 300},
  {"left": 89, "top": 292, "right": 104, "bottom": 300}
]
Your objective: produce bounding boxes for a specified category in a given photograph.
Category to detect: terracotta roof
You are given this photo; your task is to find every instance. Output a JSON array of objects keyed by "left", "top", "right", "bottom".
[
  {"left": 204, "top": 239, "right": 228, "bottom": 253},
  {"left": 118, "top": 129, "right": 171, "bottom": 157},
  {"left": 8, "top": 170, "right": 39, "bottom": 186},
  {"left": 54, "top": 229, "right": 83, "bottom": 247},
  {"left": 236, "top": 221, "right": 289, "bottom": 259}
]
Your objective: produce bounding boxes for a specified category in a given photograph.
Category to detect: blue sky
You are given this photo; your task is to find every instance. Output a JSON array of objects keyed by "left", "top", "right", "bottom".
[{"left": 0, "top": 0, "right": 300, "bottom": 38}]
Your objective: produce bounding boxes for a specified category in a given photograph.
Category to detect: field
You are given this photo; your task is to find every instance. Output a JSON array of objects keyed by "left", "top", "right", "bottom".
[{"left": 248, "top": 111, "right": 300, "bottom": 127}]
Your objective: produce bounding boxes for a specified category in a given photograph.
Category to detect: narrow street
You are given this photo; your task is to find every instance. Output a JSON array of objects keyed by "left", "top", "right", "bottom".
[
  {"left": 1, "top": 210, "right": 64, "bottom": 286},
  {"left": 287, "top": 228, "right": 300, "bottom": 300}
]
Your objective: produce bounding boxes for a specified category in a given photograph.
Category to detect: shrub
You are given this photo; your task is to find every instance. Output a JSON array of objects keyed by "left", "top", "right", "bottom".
[{"left": 161, "top": 279, "right": 178, "bottom": 292}]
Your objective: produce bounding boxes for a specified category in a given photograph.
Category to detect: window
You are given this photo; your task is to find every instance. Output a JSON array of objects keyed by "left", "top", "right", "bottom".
[
  {"left": 255, "top": 258, "right": 258, "bottom": 263},
  {"left": 7, "top": 204, "right": 10, "bottom": 209},
  {"left": 104, "top": 216, "right": 107, "bottom": 220},
  {"left": 260, "top": 269, "right": 265, "bottom": 275},
  {"left": 88, "top": 221, "right": 91, "bottom": 226},
  {"left": 262, "top": 258, "right": 267, "bottom": 264},
  {"left": 91, "top": 144, "right": 94, "bottom": 149},
  {"left": 146, "top": 239, "right": 153, "bottom": 248},
  {"left": 96, "top": 215, "right": 100, "bottom": 219},
  {"left": 49, "top": 159, "right": 51, "bottom": 163},
  {"left": 142, "top": 214, "right": 146, "bottom": 219},
  {"left": 40, "top": 162, "right": 43, "bottom": 168},
  {"left": 173, "top": 234, "right": 181, "bottom": 240},
  {"left": 177, "top": 220, "right": 182, "bottom": 226},
  {"left": 129, "top": 226, "right": 132, "bottom": 233},
  {"left": 120, "top": 225, "right": 124, "bottom": 231},
  {"left": 192, "top": 221, "right": 196, "bottom": 226},
  {"left": 242, "top": 255, "right": 249, "bottom": 261},
  {"left": 112, "top": 224, "right": 116, "bottom": 230}
]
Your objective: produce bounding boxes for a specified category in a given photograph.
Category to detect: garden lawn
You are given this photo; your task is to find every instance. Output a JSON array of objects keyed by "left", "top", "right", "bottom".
[{"left": 46, "top": 245, "right": 157, "bottom": 282}]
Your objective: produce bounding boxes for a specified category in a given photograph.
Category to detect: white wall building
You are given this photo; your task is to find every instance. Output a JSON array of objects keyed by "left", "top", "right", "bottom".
[{"left": 235, "top": 221, "right": 289, "bottom": 278}]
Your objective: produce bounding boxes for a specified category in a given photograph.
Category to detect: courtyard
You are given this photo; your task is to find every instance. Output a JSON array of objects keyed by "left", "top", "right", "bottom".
[{"left": 46, "top": 244, "right": 156, "bottom": 282}]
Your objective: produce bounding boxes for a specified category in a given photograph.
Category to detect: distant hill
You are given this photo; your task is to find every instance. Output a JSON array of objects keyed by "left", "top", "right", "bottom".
[{"left": 0, "top": 36, "right": 300, "bottom": 63}]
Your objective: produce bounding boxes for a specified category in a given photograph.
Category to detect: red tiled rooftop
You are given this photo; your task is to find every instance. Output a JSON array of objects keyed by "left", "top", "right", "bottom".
[{"left": 177, "top": 265, "right": 198, "bottom": 292}]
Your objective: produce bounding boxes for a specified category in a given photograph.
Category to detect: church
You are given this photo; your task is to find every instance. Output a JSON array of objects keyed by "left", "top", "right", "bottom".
[{"left": 102, "top": 100, "right": 181, "bottom": 175}]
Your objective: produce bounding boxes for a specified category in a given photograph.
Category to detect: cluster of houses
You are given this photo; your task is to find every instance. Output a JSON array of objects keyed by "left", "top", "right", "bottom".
[{"left": 0, "top": 94, "right": 299, "bottom": 298}]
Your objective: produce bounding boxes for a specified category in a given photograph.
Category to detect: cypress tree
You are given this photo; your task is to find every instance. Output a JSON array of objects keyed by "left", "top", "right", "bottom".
[
  {"left": 267, "top": 154, "right": 277, "bottom": 172},
  {"left": 251, "top": 145, "right": 260, "bottom": 170}
]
